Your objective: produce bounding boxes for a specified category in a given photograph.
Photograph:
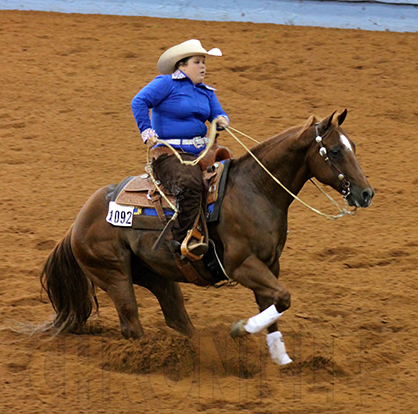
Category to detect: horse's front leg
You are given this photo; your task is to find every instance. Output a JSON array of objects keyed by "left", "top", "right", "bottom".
[{"left": 228, "top": 254, "right": 292, "bottom": 365}]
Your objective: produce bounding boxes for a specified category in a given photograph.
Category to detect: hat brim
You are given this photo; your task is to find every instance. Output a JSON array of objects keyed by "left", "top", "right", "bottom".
[{"left": 157, "top": 42, "right": 222, "bottom": 75}]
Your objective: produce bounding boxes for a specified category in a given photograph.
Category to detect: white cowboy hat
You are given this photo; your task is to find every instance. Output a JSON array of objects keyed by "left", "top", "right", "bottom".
[{"left": 157, "top": 39, "right": 222, "bottom": 75}]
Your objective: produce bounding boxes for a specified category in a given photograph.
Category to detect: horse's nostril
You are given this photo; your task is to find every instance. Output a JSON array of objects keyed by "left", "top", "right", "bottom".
[{"left": 363, "top": 188, "right": 374, "bottom": 203}]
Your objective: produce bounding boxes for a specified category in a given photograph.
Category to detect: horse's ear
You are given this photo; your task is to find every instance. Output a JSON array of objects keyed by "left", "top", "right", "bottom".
[
  {"left": 338, "top": 109, "right": 347, "bottom": 126},
  {"left": 317, "top": 111, "right": 336, "bottom": 136}
]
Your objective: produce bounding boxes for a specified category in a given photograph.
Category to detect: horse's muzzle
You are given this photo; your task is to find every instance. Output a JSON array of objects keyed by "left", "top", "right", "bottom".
[{"left": 347, "top": 186, "right": 374, "bottom": 208}]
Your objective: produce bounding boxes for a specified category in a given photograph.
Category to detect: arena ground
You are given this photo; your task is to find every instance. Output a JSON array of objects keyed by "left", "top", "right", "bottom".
[{"left": 1, "top": 10, "right": 417, "bottom": 413}]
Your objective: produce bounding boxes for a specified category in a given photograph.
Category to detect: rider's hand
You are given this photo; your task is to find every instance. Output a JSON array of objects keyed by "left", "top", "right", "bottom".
[
  {"left": 146, "top": 134, "right": 159, "bottom": 147},
  {"left": 141, "top": 128, "right": 159, "bottom": 147},
  {"left": 216, "top": 116, "right": 229, "bottom": 130}
]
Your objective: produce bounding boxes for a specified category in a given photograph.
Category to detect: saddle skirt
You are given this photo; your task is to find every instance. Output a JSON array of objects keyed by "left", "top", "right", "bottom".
[{"left": 115, "top": 172, "right": 173, "bottom": 210}]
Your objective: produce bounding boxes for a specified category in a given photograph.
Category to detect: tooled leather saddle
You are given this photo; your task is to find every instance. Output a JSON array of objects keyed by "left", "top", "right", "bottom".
[{"left": 113, "top": 144, "right": 233, "bottom": 230}]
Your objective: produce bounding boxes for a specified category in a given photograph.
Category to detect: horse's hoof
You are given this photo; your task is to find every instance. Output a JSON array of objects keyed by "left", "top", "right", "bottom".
[{"left": 230, "top": 320, "right": 248, "bottom": 338}]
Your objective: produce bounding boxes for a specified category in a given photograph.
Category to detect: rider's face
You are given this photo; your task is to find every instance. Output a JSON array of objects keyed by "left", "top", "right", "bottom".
[{"left": 179, "top": 55, "right": 206, "bottom": 85}]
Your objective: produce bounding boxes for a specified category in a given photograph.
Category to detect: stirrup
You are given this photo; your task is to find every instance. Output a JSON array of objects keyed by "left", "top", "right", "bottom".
[
  {"left": 180, "top": 228, "right": 208, "bottom": 261},
  {"left": 180, "top": 208, "right": 208, "bottom": 261}
]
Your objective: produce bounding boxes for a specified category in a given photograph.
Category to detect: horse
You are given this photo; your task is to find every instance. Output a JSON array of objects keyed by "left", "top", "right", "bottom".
[{"left": 40, "top": 109, "right": 374, "bottom": 365}]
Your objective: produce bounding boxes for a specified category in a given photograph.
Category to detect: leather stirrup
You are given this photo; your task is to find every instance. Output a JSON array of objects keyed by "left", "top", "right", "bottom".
[{"left": 180, "top": 207, "right": 209, "bottom": 261}]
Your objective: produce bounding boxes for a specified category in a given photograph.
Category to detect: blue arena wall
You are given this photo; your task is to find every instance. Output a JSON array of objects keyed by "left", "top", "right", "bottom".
[{"left": 0, "top": 0, "right": 417, "bottom": 32}]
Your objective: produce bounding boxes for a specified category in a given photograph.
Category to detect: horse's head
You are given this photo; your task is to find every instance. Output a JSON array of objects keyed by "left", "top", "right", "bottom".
[{"left": 306, "top": 110, "right": 374, "bottom": 208}]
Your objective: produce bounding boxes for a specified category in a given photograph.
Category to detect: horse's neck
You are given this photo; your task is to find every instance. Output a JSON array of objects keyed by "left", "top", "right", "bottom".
[{"left": 231, "top": 129, "right": 313, "bottom": 206}]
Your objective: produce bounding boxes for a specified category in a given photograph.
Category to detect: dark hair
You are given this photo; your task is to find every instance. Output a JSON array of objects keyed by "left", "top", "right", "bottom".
[{"left": 175, "top": 56, "right": 192, "bottom": 70}]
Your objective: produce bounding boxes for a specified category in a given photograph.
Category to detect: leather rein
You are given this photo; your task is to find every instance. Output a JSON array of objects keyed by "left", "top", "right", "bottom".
[{"left": 225, "top": 125, "right": 355, "bottom": 219}]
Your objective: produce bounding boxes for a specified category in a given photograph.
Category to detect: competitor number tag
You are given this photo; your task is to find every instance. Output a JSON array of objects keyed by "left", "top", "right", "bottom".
[{"left": 106, "top": 201, "right": 134, "bottom": 227}]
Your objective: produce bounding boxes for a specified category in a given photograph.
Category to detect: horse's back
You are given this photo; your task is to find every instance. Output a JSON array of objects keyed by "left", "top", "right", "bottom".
[{"left": 73, "top": 185, "right": 110, "bottom": 229}]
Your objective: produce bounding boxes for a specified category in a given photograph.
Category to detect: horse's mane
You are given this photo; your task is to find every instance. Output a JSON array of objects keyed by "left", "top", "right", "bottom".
[{"left": 240, "top": 114, "right": 319, "bottom": 160}]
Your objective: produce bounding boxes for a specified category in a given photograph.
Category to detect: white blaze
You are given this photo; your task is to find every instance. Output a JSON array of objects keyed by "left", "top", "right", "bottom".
[{"left": 340, "top": 134, "right": 353, "bottom": 152}]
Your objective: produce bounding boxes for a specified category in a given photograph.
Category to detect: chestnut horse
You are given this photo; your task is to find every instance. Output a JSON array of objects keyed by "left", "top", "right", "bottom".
[{"left": 41, "top": 110, "right": 374, "bottom": 365}]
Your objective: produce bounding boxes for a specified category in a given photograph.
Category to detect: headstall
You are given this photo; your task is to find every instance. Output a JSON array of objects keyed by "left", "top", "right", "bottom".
[{"left": 314, "top": 123, "right": 351, "bottom": 198}]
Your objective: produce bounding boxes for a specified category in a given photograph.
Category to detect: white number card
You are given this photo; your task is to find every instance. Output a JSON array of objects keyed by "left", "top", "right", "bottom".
[{"left": 106, "top": 201, "right": 134, "bottom": 227}]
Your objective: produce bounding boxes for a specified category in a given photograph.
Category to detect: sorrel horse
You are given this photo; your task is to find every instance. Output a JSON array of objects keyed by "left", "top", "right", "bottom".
[{"left": 41, "top": 110, "right": 374, "bottom": 365}]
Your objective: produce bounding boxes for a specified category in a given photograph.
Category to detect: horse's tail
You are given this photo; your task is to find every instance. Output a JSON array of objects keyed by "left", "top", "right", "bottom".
[{"left": 40, "top": 227, "right": 98, "bottom": 333}]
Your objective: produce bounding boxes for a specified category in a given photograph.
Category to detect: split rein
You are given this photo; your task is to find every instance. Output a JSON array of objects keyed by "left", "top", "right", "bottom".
[
  {"left": 146, "top": 120, "right": 356, "bottom": 221},
  {"left": 224, "top": 125, "right": 356, "bottom": 220}
]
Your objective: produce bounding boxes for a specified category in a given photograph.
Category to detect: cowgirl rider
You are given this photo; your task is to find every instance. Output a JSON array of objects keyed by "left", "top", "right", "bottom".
[{"left": 131, "top": 39, "right": 229, "bottom": 256}]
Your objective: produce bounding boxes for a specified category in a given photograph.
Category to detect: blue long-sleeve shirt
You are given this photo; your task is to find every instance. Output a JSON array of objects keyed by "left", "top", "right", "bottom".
[{"left": 131, "top": 70, "right": 228, "bottom": 154}]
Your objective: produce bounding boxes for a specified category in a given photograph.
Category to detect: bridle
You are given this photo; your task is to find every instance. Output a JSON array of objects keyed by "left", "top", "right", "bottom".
[{"left": 314, "top": 123, "right": 351, "bottom": 199}]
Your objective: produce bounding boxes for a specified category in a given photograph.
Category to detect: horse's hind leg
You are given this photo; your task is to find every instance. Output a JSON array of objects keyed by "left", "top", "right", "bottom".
[
  {"left": 70, "top": 186, "right": 144, "bottom": 340},
  {"left": 107, "top": 270, "right": 145, "bottom": 339},
  {"left": 81, "top": 266, "right": 144, "bottom": 339},
  {"left": 132, "top": 268, "right": 195, "bottom": 338}
]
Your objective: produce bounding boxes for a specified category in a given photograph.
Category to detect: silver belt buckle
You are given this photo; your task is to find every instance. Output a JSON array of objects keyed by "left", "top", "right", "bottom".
[{"left": 192, "top": 136, "right": 207, "bottom": 148}]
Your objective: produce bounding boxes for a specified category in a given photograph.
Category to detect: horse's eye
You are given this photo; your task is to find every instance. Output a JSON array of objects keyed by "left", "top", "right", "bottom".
[{"left": 330, "top": 148, "right": 342, "bottom": 158}]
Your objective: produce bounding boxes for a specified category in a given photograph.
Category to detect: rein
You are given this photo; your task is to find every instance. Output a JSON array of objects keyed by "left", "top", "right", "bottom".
[
  {"left": 224, "top": 126, "right": 356, "bottom": 220},
  {"left": 145, "top": 120, "right": 356, "bottom": 220}
]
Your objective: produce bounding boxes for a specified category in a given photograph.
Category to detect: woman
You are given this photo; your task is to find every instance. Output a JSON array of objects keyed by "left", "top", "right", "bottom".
[{"left": 131, "top": 39, "right": 229, "bottom": 257}]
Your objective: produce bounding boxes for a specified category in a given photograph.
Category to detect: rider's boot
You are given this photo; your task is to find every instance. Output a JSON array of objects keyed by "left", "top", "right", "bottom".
[
  {"left": 180, "top": 226, "right": 208, "bottom": 259},
  {"left": 187, "top": 237, "right": 208, "bottom": 256}
]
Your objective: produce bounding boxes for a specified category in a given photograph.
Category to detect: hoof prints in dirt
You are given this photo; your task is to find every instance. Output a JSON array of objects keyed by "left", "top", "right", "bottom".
[
  {"left": 281, "top": 355, "right": 346, "bottom": 382},
  {"left": 316, "top": 244, "right": 418, "bottom": 269}
]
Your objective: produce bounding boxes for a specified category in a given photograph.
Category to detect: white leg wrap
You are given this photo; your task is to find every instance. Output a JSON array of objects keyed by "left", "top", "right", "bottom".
[
  {"left": 244, "top": 304, "right": 282, "bottom": 334},
  {"left": 266, "top": 331, "right": 292, "bottom": 366}
]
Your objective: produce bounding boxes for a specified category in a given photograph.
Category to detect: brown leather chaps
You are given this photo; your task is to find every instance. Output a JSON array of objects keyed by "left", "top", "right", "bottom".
[{"left": 151, "top": 152, "right": 206, "bottom": 242}]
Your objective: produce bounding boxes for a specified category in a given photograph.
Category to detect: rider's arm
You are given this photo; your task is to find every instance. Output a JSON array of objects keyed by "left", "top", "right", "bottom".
[
  {"left": 131, "top": 76, "right": 171, "bottom": 143},
  {"left": 207, "top": 90, "right": 229, "bottom": 130}
]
